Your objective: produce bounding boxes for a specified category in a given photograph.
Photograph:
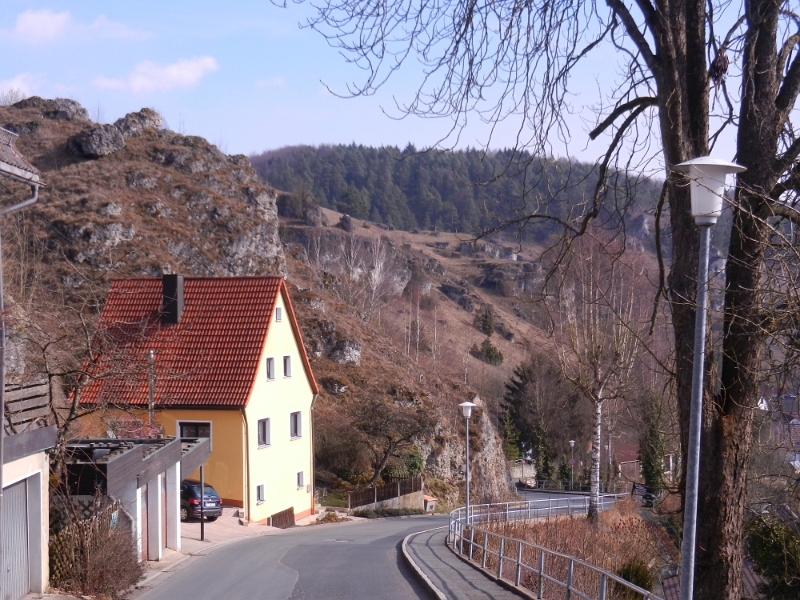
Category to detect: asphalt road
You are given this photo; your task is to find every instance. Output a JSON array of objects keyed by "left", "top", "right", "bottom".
[{"left": 136, "top": 515, "right": 449, "bottom": 600}]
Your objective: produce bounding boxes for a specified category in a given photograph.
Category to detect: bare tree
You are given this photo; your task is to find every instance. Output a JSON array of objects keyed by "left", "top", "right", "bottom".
[
  {"left": 282, "top": 0, "right": 800, "bottom": 594},
  {"left": 349, "top": 396, "right": 434, "bottom": 485},
  {"left": 548, "top": 234, "right": 648, "bottom": 520}
]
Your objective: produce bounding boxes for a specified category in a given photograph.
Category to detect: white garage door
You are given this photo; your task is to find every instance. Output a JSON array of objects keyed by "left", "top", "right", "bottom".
[{"left": 1, "top": 479, "right": 30, "bottom": 600}]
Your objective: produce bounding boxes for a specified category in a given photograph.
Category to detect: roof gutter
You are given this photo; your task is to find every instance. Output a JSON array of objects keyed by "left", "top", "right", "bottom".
[{"left": 241, "top": 408, "right": 250, "bottom": 522}]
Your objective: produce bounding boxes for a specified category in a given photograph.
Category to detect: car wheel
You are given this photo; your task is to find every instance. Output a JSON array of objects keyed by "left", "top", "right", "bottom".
[
  {"left": 180, "top": 506, "right": 189, "bottom": 521},
  {"left": 206, "top": 516, "right": 218, "bottom": 522}
]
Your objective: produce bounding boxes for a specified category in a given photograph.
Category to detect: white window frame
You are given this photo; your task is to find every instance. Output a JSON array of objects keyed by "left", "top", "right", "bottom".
[
  {"left": 177, "top": 420, "right": 213, "bottom": 450},
  {"left": 290, "top": 411, "right": 302, "bottom": 439},
  {"left": 255, "top": 483, "right": 265, "bottom": 504},
  {"left": 275, "top": 306, "right": 282, "bottom": 322},
  {"left": 257, "top": 416, "right": 271, "bottom": 448},
  {"left": 266, "top": 357, "right": 275, "bottom": 381},
  {"left": 296, "top": 471, "right": 304, "bottom": 489},
  {"left": 283, "top": 355, "right": 292, "bottom": 378}
]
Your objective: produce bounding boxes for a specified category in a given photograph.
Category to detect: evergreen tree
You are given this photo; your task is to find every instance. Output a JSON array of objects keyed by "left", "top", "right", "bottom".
[
  {"left": 638, "top": 397, "right": 665, "bottom": 492},
  {"left": 501, "top": 412, "right": 521, "bottom": 461}
]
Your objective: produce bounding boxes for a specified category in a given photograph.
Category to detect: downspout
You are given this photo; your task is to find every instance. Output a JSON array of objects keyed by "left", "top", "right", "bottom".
[
  {"left": 310, "top": 393, "right": 319, "bottom": 515},
  {"left": 0, "top": 181, "right": 41, "bottom": 585},
  {"left": 241, "top": 408, "right": 250, "bottom": 521}
]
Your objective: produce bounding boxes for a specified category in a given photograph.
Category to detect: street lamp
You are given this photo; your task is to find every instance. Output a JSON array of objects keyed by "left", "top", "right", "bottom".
[
  {"left": 674, "top": 156, "right": 745, "bottom": 600},
  {"left": 569, "top": 440, "right": 575, "bottom": 490},
  {"left": 459, "top": 401, "right": 476, "bottom": 523}
]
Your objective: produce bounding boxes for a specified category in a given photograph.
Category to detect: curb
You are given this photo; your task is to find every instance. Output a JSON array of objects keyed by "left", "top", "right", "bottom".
[
  {"left": 446, "top": 539, "right": 537, "bottom": 600},
  {"left": 401, "top": 527, "right": 447, "bottom": 600}
]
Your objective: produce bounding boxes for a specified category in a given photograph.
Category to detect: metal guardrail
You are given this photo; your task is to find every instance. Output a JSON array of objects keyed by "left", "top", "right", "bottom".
[
  {"left": 448, "top": 496, "right": 663, "bottom": 600},
  {"left": 523, "top": 480, "right": 630, "bottom": 494}
]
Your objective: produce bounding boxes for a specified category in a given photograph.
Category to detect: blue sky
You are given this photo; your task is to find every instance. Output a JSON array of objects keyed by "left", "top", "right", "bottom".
[{"left": 0, "top": 3, "right": 664, "bottom": 165}]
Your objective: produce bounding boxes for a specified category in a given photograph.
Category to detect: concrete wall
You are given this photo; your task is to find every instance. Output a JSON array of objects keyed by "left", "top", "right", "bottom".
[
  {"left": 349, "top": 490, "right": 424, "bottom": 514},
  {"left": 2, "top": 451, "right": 49, "bottom": 593},
  {"left": 245, "top": 287, "right": 315, "bottom": 523}
]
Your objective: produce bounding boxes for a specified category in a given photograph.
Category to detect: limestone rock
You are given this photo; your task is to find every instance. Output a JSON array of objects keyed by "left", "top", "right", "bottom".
[
  {"left": 338, "top": 214, "right": 354, "bottom": 232},
  {"left": 114, "top": 108, "right": 162, "bottom": 137},
  {"left": 12, "top": 97, "right": 90, "bottom": 121},
  {"left": 304, "top": 204, "right": 326, "bottom": 227},
  {"left": 330, "top": 339, "right": 361, "bottom": 365},
  {"left": 68, "top": 124, "right": 125, "bottom": 158}
]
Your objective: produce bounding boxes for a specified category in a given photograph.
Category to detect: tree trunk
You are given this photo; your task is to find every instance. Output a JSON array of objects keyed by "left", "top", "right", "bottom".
[{"left": 588, "top": 399, "right": 602, "bottom": 522}]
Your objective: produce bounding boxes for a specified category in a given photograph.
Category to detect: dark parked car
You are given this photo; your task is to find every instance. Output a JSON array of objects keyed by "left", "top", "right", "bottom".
[{"left": 180, "top": 479, "right": 223, "bottom": 521}]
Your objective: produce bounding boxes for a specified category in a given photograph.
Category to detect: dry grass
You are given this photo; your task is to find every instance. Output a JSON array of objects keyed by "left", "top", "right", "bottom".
[{"left": 469, "top": 499, "right": 676, "bottom": 598}]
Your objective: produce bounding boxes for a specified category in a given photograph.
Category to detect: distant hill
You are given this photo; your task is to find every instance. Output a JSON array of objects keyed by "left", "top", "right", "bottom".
[{"left": 250, "top": 144, "right": 664, "bottom": 247}]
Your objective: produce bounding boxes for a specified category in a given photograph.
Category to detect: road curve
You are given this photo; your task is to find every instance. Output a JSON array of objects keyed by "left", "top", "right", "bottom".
[{"left": 136, "top": 515, "right": 449, "bottom": 600}]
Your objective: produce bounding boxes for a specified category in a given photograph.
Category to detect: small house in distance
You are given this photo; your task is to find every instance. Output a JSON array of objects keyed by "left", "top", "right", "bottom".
[{"left": 80, "top": 275, "right": 319, "bottom": 525}]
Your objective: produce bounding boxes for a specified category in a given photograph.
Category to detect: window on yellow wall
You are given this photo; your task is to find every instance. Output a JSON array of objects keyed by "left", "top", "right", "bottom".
[
  {"left": 283, "top": 355, "right": 291, "bottom": 378},
  {"left": 266, "top": 357, "right": 275, "bottom": 380},
  {"left": 290, "top": 411, "right": 302, "bottom": 439},
  {"left": 275, "top": 306, "right": 282, "bottom": 321},
  {"left": 297, "top": 471, "right": 304, "bottom": 489},
  {"left": 257, "top": 418, "right": 270, "bottom": 447},
  {"left": 179, "top": 421, "right": 212, "bottom": 449},
  {"left": 256, "top": 484, "right": 265, "bottom": 504}
]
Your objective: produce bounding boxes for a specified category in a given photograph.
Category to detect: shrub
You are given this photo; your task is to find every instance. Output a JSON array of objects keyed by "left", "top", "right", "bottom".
[
  {"left": 50, "top": 502, "right": 144, "bottom": 599},
  {"left": 748, "top": 514, "right": 800, "bottom": 599},
  {"left": 470, "top": 338, "right": 503, "bottom": 365},
  {"left": 615, "top": 559, "right": 654, "bottom": 598}
]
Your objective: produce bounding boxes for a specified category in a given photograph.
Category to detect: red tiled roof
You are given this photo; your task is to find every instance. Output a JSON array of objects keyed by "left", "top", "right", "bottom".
[{"left": 80, "top": 277, "right": 318, "bottom": 408}]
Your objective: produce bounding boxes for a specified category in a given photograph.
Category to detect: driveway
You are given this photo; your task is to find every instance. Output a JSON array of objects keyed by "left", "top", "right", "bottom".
[{"left": 135, "top": 515, "right": 448, "bottom": 600}]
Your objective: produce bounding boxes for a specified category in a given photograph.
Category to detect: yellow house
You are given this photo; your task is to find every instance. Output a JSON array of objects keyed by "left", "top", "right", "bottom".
[{"left": 80, "top": 275, "right": 319, "bottom": 524}]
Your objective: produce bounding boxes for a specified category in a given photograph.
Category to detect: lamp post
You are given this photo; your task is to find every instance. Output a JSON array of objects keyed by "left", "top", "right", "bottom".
[
  {"left": 569, "top": 440, "right": 575, "bottom": 490},
  {"left": 674, "top": 157, "right": 745, "bottom": 600},
  {"left": 459, "top": 401, "right": 476, "bottom": 523}
]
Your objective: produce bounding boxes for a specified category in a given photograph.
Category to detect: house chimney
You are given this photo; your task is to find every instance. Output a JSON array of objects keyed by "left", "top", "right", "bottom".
[{"left": 162, "top": 274, "right": 184, "bottom": 324}]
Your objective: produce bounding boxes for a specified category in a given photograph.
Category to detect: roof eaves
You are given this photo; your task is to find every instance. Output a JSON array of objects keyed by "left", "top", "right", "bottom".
[{"left": 280, "top": 280, "right": 320, "bottom": 395}]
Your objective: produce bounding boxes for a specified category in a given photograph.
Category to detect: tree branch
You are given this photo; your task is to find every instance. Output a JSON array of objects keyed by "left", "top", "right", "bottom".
[
  {"left": 589, "top": 97, "right": 657, "bottom": 140},
  {"left": 606, "top": 0, "right": 660, "bottom": 76}
]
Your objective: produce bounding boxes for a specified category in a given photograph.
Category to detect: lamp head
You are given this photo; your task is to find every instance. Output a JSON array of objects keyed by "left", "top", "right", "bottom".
[
  {"left": 459, "top": 401, "right": 477, "bottom": 418},
  {"left": 569, "top": 440, "right": 575, "bottom": 448},
  {"left": 674, "top": 157, "right": 745, "bottom": 225}
]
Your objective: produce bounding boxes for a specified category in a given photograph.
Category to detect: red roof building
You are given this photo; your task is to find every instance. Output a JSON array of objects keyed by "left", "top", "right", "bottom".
[{"left": 80, "top": 275, "right": 319, "bottom": 524}]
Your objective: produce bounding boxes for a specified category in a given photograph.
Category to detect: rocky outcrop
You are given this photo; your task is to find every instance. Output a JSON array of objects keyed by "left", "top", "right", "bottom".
[
  {"left": 114, "top": 108, "right": 162, "bottom": 137},
  {"left": 68, "top": 124, "right": 125, "bottom": 158},
  {"left": 421, "top": 396, "right": 514, "bottom": 505},
  {"left": 12, "top": 97, "right": 89, "bottom": 121},
  {"left": 2, "top": 97, "right": 286, "bottom": 284},
  {"left": 303, "top": 318, "right": 361, "bottom": 365}
]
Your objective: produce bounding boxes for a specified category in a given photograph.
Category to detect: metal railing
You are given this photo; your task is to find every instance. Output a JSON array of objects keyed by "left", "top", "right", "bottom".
[
  {"left": 522, "top": 480, "right": 630, "bottom": 494},
  {"left": 448, "top": 496, "right": 663, "bottom": 600}
]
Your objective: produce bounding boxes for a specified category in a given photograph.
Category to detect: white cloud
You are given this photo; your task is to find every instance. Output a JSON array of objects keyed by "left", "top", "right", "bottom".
[
  {"left": 95, "top": 57, "right": 220, "bottom": 93},
  {"left": 0, "top": 73, "right": 39, "bottom": 97},
  {"left": 11, "top": 9, "right": 71, "bottom": 43},
  {"left": 5, "top": 9, "right": 148, "bottom": 44},
  {"left": 87, "top": 16, "right": 149, "bottom": 40},
  {"left": 257, "top": 77, "right": 286, "bottom": 88}
]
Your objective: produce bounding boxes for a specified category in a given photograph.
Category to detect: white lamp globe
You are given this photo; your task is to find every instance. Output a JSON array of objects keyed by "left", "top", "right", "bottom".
[
  {"left": 459, "top": 401, "right": 477, "bottom": 418},
  {"left": 674, "top": 157, "right": 746, "bottom": 225}
]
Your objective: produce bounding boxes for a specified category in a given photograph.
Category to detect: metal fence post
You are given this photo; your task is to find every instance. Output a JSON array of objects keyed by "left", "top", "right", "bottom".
[
  {"left": 469, "top": 527, "right": 475, "bottom": 561},
  {"left": 515, "top": 542, "right": 523, "bottom": 586},
  {"left": 459, "top": 521, "right": 464, "bottom": 554},
  {"left": 537, "top": 551, "right": 545, "bottom": 599},
  {"left": 498, "top": 538, "right": 505, "bottom": 578},
  {"left": 566, "top": 559, "right": 574, "bottom": 600},
  {"left": 482, "top": 533, "right": 489, "bottom": 568},
  {"left": 599, "top": 573, "right": 607, "bottom": 600}
]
